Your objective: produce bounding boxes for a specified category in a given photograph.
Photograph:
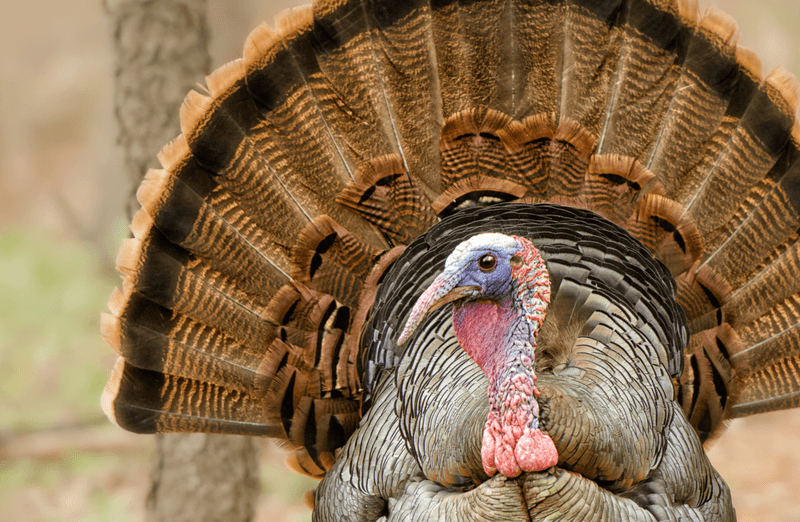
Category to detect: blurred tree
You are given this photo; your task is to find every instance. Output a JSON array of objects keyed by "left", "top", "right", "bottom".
[{"left": 104, "top": 0, "right": 261, "bottom": 520}]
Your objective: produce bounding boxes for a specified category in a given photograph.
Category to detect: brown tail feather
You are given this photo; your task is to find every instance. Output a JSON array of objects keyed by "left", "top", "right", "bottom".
[
  {"left": 337, "top": 155, "right": 437, "bottom": 245},
  {"left": 103, "top": 358, "right": 282, "bottom": 437},
  {"left": 103, "top": 0, "right": 800, "bottom": 481},
  {"left": 559, "top": 0, "right": 623, "bottom": 139}
]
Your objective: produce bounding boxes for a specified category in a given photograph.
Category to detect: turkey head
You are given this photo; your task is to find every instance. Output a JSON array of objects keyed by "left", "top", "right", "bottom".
[{"left": 398, "top": 233, "right": 558, "bottom": 478}]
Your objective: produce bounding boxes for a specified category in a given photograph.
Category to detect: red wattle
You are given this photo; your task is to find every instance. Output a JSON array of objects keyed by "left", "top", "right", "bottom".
[
  {"left": 515, "top": 428, "right": 558, "bottom": 471},
  {"left": 449, "top": 257, "right": 557, "bottom": 478},
  {"left": 481, "top": 426, "right": 497, "bottom": 476}
]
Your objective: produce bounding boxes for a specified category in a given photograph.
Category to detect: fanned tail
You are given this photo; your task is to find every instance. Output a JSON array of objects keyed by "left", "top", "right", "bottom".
[{"left": 103, "top": 0, "right": 800, "bottom": 481}]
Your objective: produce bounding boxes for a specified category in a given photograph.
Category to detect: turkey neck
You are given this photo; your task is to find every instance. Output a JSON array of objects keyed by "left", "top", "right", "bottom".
[
  {"left": 452, "top": 299, "right": 535, "bottom": 384},
  {"left": 453, "top": 299, "right": 544, "bottom": 433},
  {"left": 452, "top": 252, "right": 550, "bottom": 431}
]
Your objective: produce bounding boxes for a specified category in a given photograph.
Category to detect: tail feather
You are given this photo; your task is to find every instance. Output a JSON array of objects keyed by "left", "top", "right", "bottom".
[
  {"left": 243, "top": 18, "right": 390, "bottom": 250},
  {"left": 439, "top": 109, "right": 515, "bottom": 190},
  {"left": 285, "top": 448, "right": 328, "bottom": 479},
  {"left": 559, "top": 0, "right": 623, "bottom": 138},
  {"left": 137, "top": 169, "right": 291, "bottom": 300},
  {"left": 682, "top": 68, "right": 799, "bottom": 245},
  {"left": 115, "top": 238, "right": 272, "bottom": 353},
  {"left": 726, "top": 231, "right": 800, "bottom": 327},
  {"left": 287, "top": 398, "right": 361, "bottom": 472},
  {"left": 303, "top": 2, "right": 402, "bottom": 165},
  {"left": 731, "top": 303, "right": 800, "bottom": 417},
  {"left": 179, "top": 82, "right": 316, "bottom": 228},
  {"left": 337, "top": 155, "right": 438, "bottom": 244},
  {"left": 702, "top": 134, "right": 800, "bottom": 292},
  {"left": 595, "top": 0, "right": 685, "bottom": 160},
  {"left": 369, "top": 0, "right": 443, "bottom": 197},
  {"left": 678, "top": 324, "right": 737, "bottom": 442},
  {"left": 103, "top": 293, "right": 265, "bottom": 393},
  {"left": 103, "top": 358, "right": 281, "bottom": 436},
  {"left": 429, "top": 0, "right": 515, "bottom": 118},
  {"left": 260, "top": 283, "right": 359, "bottom": 397},
  {"left": 102, "top": 0, "right": 800, "bottom": 473},
  {"left": 645, "top": 5, "right": 743, "bottom": 197},
  {"left": 291, "top": 215, "right": 383, "bottom": 307},
  {"left": 156, "top": 135, "right": 301, "bottom": 281},
  {"left": 586, "top": 154, "right": 657, "bottom": 230},
  {"left": 509, "top": 0, "right": 564, "bottom": 120}
]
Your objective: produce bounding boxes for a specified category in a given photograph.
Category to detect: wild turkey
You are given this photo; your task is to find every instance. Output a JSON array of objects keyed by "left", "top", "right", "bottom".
[{"left": 100, "top": 0, "right": 800, "bottom": 519}]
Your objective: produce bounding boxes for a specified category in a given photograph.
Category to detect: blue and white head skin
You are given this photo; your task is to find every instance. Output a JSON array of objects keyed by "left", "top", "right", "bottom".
[
  {"left": 398, "top": 232, "right": 559, "bottom": 477},
  {"left": 398, "top": 234, "right": 524, "bottom": 345}
]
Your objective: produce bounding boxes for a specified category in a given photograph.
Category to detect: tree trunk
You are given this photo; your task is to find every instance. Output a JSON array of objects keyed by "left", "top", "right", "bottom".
[
  {"left": 106, "top": 0, "right": 210, "bottom": 219},
  {"left": 147, "top": 433, "right": 261, "bottom": 521},
  {"left": 105, "top": 1, "right": 262, "bottom": 520}
]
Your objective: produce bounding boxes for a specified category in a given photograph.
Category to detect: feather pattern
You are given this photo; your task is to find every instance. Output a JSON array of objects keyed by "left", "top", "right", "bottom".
[{"left": 101, "top": 0, "right": 800, "bottom": 519}]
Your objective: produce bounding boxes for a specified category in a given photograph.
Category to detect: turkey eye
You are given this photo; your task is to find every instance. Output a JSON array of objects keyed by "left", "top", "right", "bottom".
[{"left": 478, "top": 254, "right": 496, "bottom": 272}]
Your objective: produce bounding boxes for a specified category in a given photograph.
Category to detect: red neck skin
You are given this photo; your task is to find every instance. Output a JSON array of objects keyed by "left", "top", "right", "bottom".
[
  {"left": 452, "top": 298, "right": 526, "bottom": 384},
  {"left": 452, "top": 296, "right": 557, "bottom": 477}
]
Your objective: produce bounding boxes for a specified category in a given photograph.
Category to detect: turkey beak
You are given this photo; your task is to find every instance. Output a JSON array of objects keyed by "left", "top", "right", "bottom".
[{"left": 397, "top": 272, "right": 479, "bottom": 346}]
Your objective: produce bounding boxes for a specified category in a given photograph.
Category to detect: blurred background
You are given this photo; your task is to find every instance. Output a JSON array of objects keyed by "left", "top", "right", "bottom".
[{"left": 0, "top": 0, "right": 797, "bottom": 520}]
